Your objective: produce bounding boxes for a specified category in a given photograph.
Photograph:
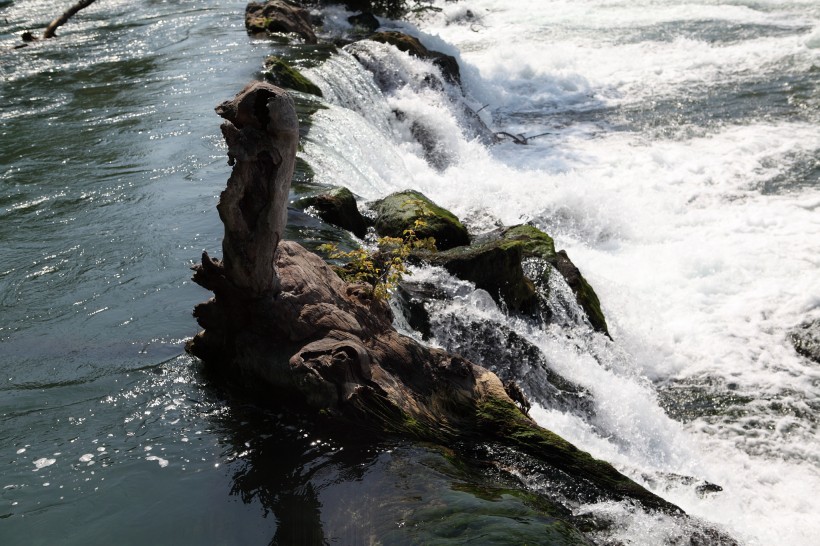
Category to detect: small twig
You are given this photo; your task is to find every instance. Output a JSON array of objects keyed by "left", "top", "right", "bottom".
[
  {"left": 493, "top": 130, "right": 555, "bottom": 145},
  {"left": 494, "top": 131, "right": 528, "bottom": 145}
]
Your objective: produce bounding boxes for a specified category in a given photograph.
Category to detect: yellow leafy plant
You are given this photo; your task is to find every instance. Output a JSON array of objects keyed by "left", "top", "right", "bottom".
[{"left": 319, "top": 219, "right": 436, "bottom": 300}]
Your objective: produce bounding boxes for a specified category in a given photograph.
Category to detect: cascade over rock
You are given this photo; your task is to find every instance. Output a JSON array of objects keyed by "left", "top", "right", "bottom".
[
  {"left": 369, "top": 31, "right": 461, "bottom": 87},
  {"left": 186, "top": 81, "right": 681, "bottom": 515}
]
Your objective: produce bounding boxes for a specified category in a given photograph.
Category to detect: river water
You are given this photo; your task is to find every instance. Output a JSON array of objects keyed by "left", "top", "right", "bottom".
[{"left": 1, "top": 0, "right": 818, "bottom": 544}]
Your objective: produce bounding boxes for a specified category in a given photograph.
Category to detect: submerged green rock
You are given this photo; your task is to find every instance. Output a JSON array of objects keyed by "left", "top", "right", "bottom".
[
  {"left": 263, "top": 55, "right": 323, "bottom": 97},
  {"left": 370, "top": 190, "right": 470, "bottom": 250}
]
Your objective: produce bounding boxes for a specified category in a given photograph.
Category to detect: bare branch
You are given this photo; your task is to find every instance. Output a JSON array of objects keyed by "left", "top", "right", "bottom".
[{"left": 43, "top": 0, "right": 98, "bottom": 39}]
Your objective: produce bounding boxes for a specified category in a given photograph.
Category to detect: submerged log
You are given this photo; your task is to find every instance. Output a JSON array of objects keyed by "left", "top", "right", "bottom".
[{"left": 187, "top": 81, "right": 682, "bottom": 515}]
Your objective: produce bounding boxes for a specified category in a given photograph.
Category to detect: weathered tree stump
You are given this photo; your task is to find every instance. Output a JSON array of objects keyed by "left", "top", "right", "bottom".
[{"left": 186, "top": 81, "right": 682, "bottom": 515}]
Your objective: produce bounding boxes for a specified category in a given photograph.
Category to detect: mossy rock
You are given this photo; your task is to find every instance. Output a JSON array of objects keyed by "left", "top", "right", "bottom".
[
  {"left": 501, "top": 224, "right": 609, "bottom": 336},
  {"left": 369, "top": 31, "right": 461, "bottom": 86},
  {"left": 420, "top": 239, "right": 540, "bottom": 315},
  {"left": 413, "top": 224, "right": 556, "bottom": 316},
  {"left": 245, "top": 1, "right": 318, "bottom": 44},
  {"left": 474, "top": 397, "right": 679, "bottom": 513},
  {"left": 553, "top": 250, "right": 609, "bottom": 337},
  {"left": 370, "top": 190, "right": 469, "bottom": 250},
  {"left": 501, "top": 224, "right": 557, "bottom": 261},
  {"left": 293, "top": 186, "right": 369, "bottom": 238},
  {"left": 263, "top": 56, "right": 323, "bottom": 97}
]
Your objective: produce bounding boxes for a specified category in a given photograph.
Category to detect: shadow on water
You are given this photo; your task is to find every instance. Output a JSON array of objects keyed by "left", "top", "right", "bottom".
[{"left": 204, "top": 370, "right": 592, "bottom": 545}]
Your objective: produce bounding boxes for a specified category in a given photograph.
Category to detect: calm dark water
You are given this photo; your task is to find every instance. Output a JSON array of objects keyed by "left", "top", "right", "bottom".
[{"left": 0, "top": 1, "right": 287, "bottom": 542}]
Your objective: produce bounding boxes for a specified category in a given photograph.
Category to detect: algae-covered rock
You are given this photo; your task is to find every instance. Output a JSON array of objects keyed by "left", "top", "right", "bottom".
[
  {"left": 420, "top": 239, "right": 540, "bottom": 315},
  {"left": 554, "top": 250, "right": 609, "bottom": 337},
  {"left": 369, "top": 31, "right": 461, "bottom": 86},
  {"left": 370, "top": 190, "right": 469, "bottom": 250},
  {"left": 503, "top": 224, "right": 609, "bottom": 336},
  {"left": 294, "top": 186, "right": 369, "bottom": 238},
  {"left": 245, "top": 0, "right": 317, "bottom": 44},
  {"left": 263, "top": 56, "right": 323, "bottom": 97},
  {"left": 501, "top": 224, "right": 557, "bottom": 261}
]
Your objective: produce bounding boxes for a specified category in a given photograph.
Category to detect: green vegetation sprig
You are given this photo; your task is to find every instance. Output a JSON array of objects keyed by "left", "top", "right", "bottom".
[{"left": 320, "top": 219, "right": 436, "bottom": 300}]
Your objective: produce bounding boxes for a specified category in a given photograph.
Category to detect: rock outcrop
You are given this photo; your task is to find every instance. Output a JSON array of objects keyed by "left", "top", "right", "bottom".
[
  {"left": 369, "top": 31, "right": 461, "bottom": 86},
  {"left": 370, "top": 190, "right": 470, "bottom": 250},
  {"left": 187, "top": 81, "right": 677, "bottom": 514},
  {"left": 245, "top": 0, "right": 318, "bottom": 44},
  {"left": 791, "top": 318, "right": 820, "bottom": 363},
  {"left": 263, "top": 56, "right": 323, "bottom": 97}
]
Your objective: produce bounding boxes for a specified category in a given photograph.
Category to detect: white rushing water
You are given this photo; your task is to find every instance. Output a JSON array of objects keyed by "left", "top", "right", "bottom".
[{"left": 302, "top": 1, "right": 820, "bottom": 544}]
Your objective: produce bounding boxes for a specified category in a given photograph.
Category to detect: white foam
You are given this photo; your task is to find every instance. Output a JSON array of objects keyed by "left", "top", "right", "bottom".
[
  {"left": 33, "top": 457, "right": 56, "bottom": 470},
  {"left": 302, "top": 1, "right": 820, "bottom": 543},
  {"left": 145, "top": 455, "right": 168, "bottom": 468}
]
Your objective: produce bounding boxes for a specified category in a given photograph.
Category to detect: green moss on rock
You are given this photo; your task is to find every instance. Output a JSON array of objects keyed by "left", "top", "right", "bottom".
[
  {"left": 371, "top": 190, "right": 469, "bottom": 250},
  {"left": 553, "top": 250, "right": 609, "bottom": 337},
  {"left": 475, "top": 397, "right": 678, "bottom": 513},
  {"left": 501, "top": 224, "right": 557, "bottom": 261},
  {"left": 263, "top": 56, "right": 323, "bottom": 97},
  {"left": 420, "top": 240, "right": 539, "bottom": 315}
]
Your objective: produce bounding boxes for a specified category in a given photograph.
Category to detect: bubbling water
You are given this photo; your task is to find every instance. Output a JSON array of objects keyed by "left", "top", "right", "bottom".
[{"left": 302, "top": 0, "right": 820, "bottom": 543}]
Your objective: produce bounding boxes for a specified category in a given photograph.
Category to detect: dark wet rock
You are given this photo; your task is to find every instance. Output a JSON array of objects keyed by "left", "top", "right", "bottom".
[
  {"left": 553, "top": 250, "right": 609, "bottom": 337},
  {"left": 370, "top": 190, "right": 470, "bottom": 250},
  {"left": 429, "top": 313, "right": 595, "bottom": 418},
  {"left": 393, "top": 107, "right": 487, "bottom": 170},
  {"left": 696, "top": 482, "right": 724, "bottom": 497},
  {"left": 294, "top": 187, "right": 369, "bottom": 238},
  {"left": 348, "top": 12, "right": 380, "bottom": 33},
  {"left": 369, "top": 30, "right": 461, "bottom": 86},
  {"left": 391, "top": 110, "right": 454, "bottom": 171},
  {"left": 408, "top": 118, "right": 452, "bottom": 170},
  {"left": 393, "top": 282, "right": 437, "bottom": 340},
  {"left": 420, "top": 239, "right": 540, "bottom": 315},
  {"left": 263, "top": 55, "right": 323, "bottom": 96},
  {"left": 791, "top": 319, "right": 820, "bottom": 363},
  {"left": 245, "top": 0, "right": 317, "bottom": 44},
  {"left": 342, "top": 0, "right": 406, "bottom": 19}
]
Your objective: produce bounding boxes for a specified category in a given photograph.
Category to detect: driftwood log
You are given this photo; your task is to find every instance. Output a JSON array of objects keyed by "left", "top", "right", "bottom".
[{"left": 186, "top": 81, "right": 679, "bottom": 514}]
